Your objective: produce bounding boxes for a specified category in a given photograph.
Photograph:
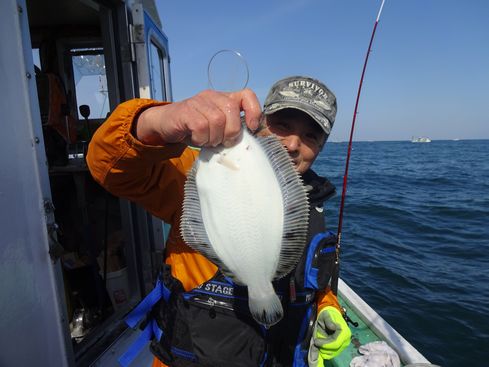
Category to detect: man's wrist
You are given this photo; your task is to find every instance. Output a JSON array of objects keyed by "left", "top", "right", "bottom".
[{"left": 133, "top": 105, "right": 166, "bottom": 146}]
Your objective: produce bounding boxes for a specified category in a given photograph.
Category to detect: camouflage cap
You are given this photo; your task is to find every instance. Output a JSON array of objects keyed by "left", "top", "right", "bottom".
[{"left": 263, "top": 76, "right": 337, "bottom": 135}]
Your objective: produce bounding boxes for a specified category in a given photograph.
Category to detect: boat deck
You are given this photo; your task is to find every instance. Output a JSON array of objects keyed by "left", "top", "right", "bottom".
[
  {"left": 327, "top": 279, "right": 430, "bottom": 366},
  {"left": 326, "top": 294, "right": 400, "bottom": 366}
]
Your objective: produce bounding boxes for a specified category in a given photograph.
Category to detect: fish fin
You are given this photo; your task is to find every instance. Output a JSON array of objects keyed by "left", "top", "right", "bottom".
[
  {"left": 180, "top": 163, "right": 234, "bottom": 276},
  {"left": 256, "top": 135, "right": 310, "bottom": 280},
  {"left": 248, "top": 282, "right": 284, "bottom": 327}
]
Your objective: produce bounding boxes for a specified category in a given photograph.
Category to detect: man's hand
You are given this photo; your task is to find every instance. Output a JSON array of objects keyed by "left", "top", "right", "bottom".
[
  {"left": 308, "top": 306, "right": 351, "bottom": 366},
  {"left": 135, "top": 89, "right": 261, "bottom": 147}
]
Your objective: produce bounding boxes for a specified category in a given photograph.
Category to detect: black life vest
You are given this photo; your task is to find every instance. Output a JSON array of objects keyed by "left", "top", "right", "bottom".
[{"left": 120, "top": 170, "right": 337, "bottom": 367}]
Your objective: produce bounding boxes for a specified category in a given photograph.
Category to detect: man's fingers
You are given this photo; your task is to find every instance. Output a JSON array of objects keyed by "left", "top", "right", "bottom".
[
  {"left": 191, "top": 95, "right": 227, "bottom": 146},
  {"left": 180, "top": 97, "right": 213, "bottom": 146},
  {"left": 325, "top": 320, "right": 338, "bottom": 332},
  {"left": 188, "top": 115, "right": 210, "bottom": 147},
  {"left": 210, "top": 92, "right": 242, "bottom": 146},
  {"left": 229, "top": 88, "right": 262, "bottom": 131},
  {"left": 317, "top": 315, "right": 337, "bottom": 332},
  {"left": 172, "top": 88, "right": 261, "bottom": 147},
  {"left": 307, "top": 343, "right": 321, "bottom": 367}
]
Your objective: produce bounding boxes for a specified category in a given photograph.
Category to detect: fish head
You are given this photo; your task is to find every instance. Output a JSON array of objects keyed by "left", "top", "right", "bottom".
[
  {"left": 199, "top": 145, "right": 223, "bottom": 163},
  {"left": 199, "top": 130, "right": 255, "bottom": 171}
]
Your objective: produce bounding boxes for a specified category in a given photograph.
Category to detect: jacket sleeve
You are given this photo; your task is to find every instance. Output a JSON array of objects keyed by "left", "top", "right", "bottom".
[
  {"left": 86, "top": 98, "right": 198, "bottom": 224},
  {"left": 316, "top": 287, "right": 342, "bottom": 313}
]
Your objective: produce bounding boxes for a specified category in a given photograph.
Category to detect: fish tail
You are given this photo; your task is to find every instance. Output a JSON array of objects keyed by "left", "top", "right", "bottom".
[{"left": 248, "top": 282, "right": 283, "bottom": 328}]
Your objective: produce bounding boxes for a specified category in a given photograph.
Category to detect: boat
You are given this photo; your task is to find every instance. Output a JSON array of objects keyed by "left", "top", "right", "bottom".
[
  {"left": 0, "top": 0, "right": 434, "bottom": 365},
  {"left": 411, "top": 136, "right": 432, "bottom": 143},
  {"left": 332, "top": 280, "right": 433, "bottom": 366}
]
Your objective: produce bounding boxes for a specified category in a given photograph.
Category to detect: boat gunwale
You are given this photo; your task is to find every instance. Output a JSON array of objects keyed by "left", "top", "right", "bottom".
[{"left": 338, "top": 278, "right": 431, "bottom": 365}]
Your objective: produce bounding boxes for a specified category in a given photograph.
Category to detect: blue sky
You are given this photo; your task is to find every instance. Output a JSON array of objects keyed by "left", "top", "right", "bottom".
[{"left": 155, "top": 0, "right": 489, "bottom": 141}]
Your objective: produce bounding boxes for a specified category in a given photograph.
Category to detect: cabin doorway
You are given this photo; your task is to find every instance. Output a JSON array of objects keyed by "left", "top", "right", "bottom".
[{"left": 24, "top": 0, "right": 170, "bottom": 365}]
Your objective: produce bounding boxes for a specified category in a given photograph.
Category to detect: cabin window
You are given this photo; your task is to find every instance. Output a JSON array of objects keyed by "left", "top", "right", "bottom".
[
  {"left": 71, "top": 48, "right": 109, "bottom": 120},
  {"left": 149, "top": 41, "right": 166, "bottom": 100}
]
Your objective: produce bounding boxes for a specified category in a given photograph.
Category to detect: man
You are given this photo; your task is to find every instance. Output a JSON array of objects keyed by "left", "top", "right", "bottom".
[{"left": 87, "top": 76, "right": 351, "bottom": 366}]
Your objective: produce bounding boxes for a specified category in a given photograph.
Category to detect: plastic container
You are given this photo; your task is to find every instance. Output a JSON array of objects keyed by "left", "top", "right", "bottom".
[{"left": 104, "top": 267, "right": 130, "bottom": 311}]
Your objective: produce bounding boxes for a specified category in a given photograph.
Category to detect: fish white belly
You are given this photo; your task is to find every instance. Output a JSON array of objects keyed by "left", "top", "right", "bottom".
[
  {"left": 181, "top": 129, "right": 309, "bottom": 327},
  {"left": 196, "top": 133, "right": 284, "bottom": 286}
]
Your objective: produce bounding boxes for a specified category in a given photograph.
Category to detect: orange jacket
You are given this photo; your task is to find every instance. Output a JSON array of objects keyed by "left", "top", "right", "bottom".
[{"left": 87, "top": 98, "right": 341, "bottom": 366}]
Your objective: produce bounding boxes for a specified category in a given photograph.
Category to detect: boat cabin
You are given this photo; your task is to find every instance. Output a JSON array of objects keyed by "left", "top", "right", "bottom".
[{"left": 0, "top": 0, "right": 170, "bottom": 365}]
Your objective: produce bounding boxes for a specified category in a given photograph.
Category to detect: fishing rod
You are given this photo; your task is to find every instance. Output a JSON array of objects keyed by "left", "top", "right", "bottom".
[{"left": 331, "top": 0, "right": 386, "bottom": 295}]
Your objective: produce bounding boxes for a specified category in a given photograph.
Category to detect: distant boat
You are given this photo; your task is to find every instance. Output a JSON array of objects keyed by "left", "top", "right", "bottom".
[{"left": 411, "top": 136, "right": 432, "bottom": 143}]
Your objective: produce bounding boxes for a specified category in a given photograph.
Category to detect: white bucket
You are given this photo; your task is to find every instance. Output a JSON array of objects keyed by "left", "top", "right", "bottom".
[{"left": 104, "top": 267, "right": 130, "bottom": 311}]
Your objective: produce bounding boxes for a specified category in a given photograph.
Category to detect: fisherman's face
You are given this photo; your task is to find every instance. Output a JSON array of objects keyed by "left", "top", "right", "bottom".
[{"left": 261, "top": 109, "right": 326, "bottom": 174}]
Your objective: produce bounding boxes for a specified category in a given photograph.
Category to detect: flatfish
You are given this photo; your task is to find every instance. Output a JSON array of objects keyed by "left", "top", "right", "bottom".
[{"left": 180, "top": 129, "right": 309, "bottom": 327}]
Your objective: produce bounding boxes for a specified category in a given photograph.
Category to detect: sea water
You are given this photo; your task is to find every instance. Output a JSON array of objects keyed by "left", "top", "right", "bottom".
[{"left": 313, "top": 139, "right": 489, "bottom": 367}]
